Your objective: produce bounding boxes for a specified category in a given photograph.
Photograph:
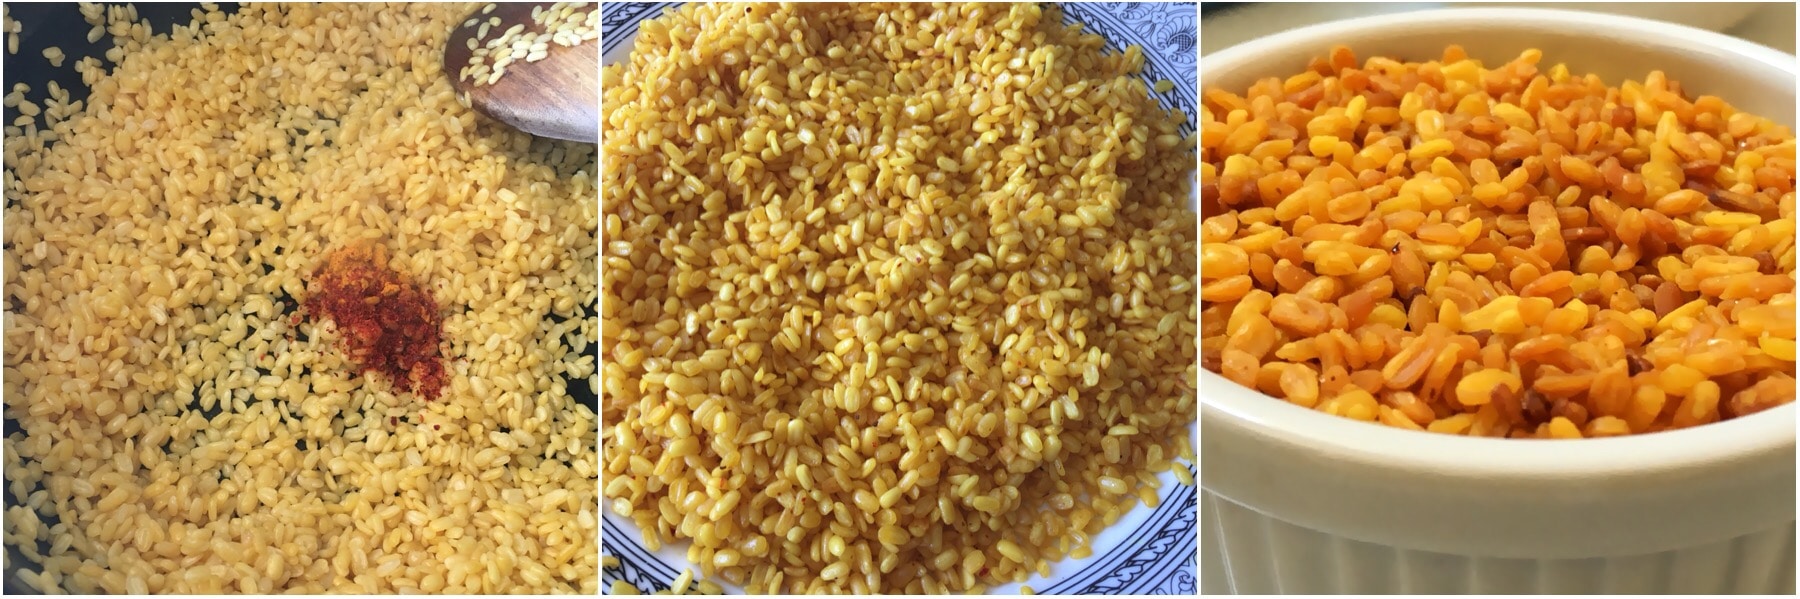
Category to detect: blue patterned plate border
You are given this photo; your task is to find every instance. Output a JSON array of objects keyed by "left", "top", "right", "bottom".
[
  {"left": 600, "top": 2, "right": 1198, "bottom": 594},
  {"left": 601, "top": 2, "right": 1196, "bottom": 136}
]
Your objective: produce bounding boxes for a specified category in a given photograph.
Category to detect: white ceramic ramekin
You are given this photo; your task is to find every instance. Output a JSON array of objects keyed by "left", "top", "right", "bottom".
[{"left": 1200, "top": 8, "right": 1798, "bottom": 594}]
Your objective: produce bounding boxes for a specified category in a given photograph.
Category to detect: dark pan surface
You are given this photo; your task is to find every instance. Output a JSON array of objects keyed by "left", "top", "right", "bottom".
[{"left": 4, "top": 4, "right": 241, "bottom": 107}]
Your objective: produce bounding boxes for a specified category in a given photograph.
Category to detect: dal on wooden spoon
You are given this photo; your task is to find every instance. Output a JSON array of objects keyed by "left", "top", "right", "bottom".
[{"left": 445, "top": 2, "right": 597, "bottom": 143}]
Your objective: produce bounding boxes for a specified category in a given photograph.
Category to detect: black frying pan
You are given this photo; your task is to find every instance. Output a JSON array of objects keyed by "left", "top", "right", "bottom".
[{"left": 1, "top": 4, "right": 600, "bottom": 594}]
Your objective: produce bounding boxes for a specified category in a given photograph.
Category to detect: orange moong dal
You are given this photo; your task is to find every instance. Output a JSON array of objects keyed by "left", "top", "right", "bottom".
[{"left": 1200, "top": 45, "right": 1797, "bottom": 438}]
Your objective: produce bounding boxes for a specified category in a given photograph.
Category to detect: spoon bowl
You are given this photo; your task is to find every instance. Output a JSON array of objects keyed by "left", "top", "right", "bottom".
[{"left": 444, "top": 2, "right": 598, "bottom": 143}]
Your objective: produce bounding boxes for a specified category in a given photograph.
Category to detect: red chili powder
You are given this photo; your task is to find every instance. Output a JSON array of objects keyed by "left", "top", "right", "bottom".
[{"left": 303, "top": 240, "right": 447, "bottom": 401}]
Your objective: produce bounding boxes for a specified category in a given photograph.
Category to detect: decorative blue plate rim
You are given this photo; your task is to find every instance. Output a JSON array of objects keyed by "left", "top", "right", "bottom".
[{"left": 601, "top": 2, "right": 1196, "bottom": 135}]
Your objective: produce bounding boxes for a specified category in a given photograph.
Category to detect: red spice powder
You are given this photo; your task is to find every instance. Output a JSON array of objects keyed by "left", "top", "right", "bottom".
[{"left": 303, "top": 240, "right": 447, "bottom": 401}]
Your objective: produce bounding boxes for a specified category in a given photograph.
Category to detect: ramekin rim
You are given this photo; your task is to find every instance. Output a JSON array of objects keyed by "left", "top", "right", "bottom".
[
  {"left": 1201, "top": 371, "right": 1797, "bottom": 478},
  {"left": 1202, "top": 6, "right": 1799, "bottom": 76}
]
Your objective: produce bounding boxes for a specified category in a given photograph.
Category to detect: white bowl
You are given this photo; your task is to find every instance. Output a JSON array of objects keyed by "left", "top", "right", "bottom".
[
  {"left": 1463, "top": 2, "right": 1765, "bottom": 34},
  {"left": 1200, "top": 8, "right": 1798, "bottom": 595}
]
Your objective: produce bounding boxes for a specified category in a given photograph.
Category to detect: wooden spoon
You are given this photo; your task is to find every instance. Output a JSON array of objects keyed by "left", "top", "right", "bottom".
[{"left": 444, "top": 2, "right": 597, "bottom": 143}]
